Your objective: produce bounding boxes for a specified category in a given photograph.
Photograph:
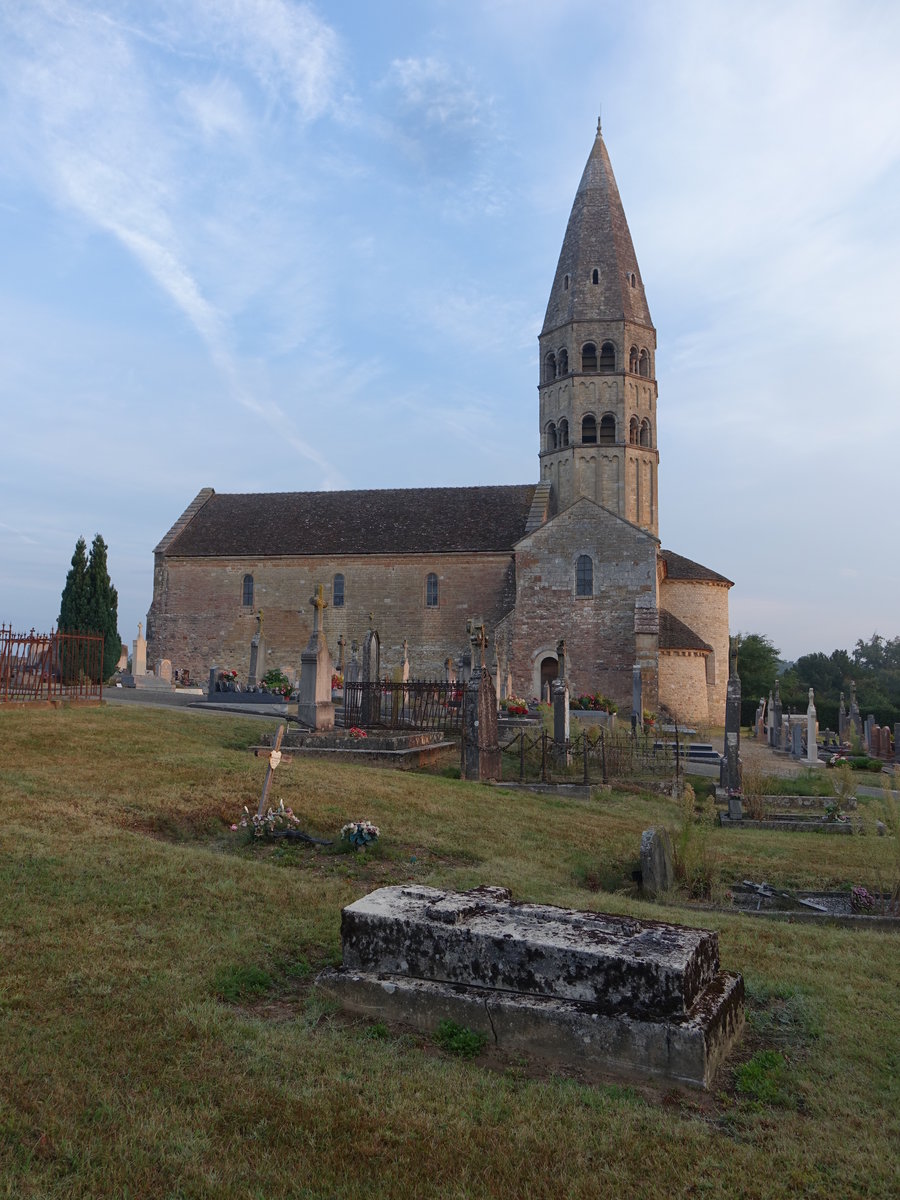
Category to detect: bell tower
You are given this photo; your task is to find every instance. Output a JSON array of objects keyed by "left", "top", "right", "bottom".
[{"left": 538, "top": 120, "right": 659, "bottom": 537}]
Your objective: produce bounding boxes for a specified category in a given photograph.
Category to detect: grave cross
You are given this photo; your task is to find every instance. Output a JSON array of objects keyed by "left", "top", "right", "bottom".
[
  {"left": 337, "top": 634, "right": 345, "bottom": 673},
  {"left": 256, "top": 723, "right": 288, "bottom": 818},
  {"left": 309, "top": 584, "right": 328, "bottom": 633},
  {"left": 467, "top": 618, "right": 488, "bottom": 668}
]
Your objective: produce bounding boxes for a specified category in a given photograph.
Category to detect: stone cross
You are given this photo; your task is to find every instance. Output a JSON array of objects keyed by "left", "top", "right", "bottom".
[
  {"left": 310, "top": 584, "right": 328, "bottom": 634},
  {"left": 806, "top": 688, "right": 819, "bottom": 765},
  {"left": 467, "top": 618, "right": 488, "bottom": 669},
  {"left": 556, "top": 638, "right": 567, "bottom": 684}
]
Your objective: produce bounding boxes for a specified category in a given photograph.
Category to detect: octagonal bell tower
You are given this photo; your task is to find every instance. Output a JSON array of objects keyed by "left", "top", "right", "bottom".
[{"left": 539, "top": 120, "right": 659, "bottom": 537}]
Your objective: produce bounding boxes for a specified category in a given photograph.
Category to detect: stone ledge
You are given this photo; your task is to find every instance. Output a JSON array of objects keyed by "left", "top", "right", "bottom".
[{"left": 317, "top": 968, "right": 744, "bottom": 1091}]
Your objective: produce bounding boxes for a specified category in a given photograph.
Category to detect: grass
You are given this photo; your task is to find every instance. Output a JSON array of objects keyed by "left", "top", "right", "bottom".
[{"left": 0, "top": 704, "right": 898, "bottom": 1198}]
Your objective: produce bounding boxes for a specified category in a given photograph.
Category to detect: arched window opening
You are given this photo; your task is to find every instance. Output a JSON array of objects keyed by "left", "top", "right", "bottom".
[
  {"left": 425, "top": 573, "right": 439, "bottom": 608},
  {"left": 558, "top": 418, "right": 569, "bottom": 447},
  {"left": 544, "top": 352, "right": 557, "bottom": 382},
  {"left": 639, "top": 348, "right": 650, "bottom": 377},
  {"left": 591, "top": 268, "right": 599, "bottom": 285},
  {"left": 629, "top": 346, "right": 639, "bottom": 373},
  {"left": 630, "top": 272, "right": 636, "bottom": 287},
  {"left": 629, "top": 417, "right": 639, "bottom": 445},
  {"left": 599, "top": 413, "right": 616, "bottom": 445},
  {"left": 599, "top": 341, "right": 616, "bottom": 372},
  {"left": 333, "top": 573, "right": 345, "bottom": 607},
  {"left": 563, "top": 274, "right": 570, "bottom": 291},
  {"left": 242, "top": 574, "right": 254, "bottom": 607},
  {"left": 546, "top": 421, "right": 557, "bottom": 451},
  {"left": 576, "top": 555, "right": 593, "bottom": 597},
  {"left": 581, "top": 415, "right": 597, "bottom": 444},
  {"left": 581, "top": 342, "right": 597, "bottom": 372},
  {"left": 640, "top": 419, "right": 651, "bottom": 448},
  {"left": 557, "top": 348, "right": 568, "bottom": 374}
]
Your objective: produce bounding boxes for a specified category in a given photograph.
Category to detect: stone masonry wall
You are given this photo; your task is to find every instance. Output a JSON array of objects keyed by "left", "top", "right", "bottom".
[
  {"left": 503, "top": 499, "right": 659, "bottom": 708},
  {"left": 659, "top": 578, "right": 730, "bottom": 723},
  {"left": 658, "top": 651, "right": 710, "bottom": 725},
  {"left": 147, "top": 551, "right": 516, "bottom": 684}
]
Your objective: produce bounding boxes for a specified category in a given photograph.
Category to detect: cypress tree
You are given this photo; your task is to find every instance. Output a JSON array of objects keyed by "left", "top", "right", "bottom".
[
  {"left": 85, "top": 534, "right": 122, "bottom": 681},
  {"left": 58, "top": 536, "right": 91, "bottom": 633}
]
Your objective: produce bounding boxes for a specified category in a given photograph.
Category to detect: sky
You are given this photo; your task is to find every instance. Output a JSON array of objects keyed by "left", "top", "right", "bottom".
[{"left": 1, "top": 0, "right": 899, "bottom": 663}]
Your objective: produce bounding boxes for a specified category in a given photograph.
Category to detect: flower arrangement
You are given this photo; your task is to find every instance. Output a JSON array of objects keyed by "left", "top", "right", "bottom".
[
  {"left": 348, "top": 727, "right": 368, "bottom": 739},
  {"left": 850, "top": 886, "right": 876, "bottom": 913},
  {"left": 232, "top": 799, "right": 301, "bottom": 838},
  {"left": 331, "top": 672, "right": 344, "bottom": 690},
  {"left": 341, "top": 819, "right": 380, "bottom": 850},
  {"left": 643, "top": 709, "right": 657, "bottom": 727},
  {"left": 504, "top": 695, "right": 529, "bottom": 717},
  {"left": 261, "top": 668, "right": 292, "bottom": 696}
]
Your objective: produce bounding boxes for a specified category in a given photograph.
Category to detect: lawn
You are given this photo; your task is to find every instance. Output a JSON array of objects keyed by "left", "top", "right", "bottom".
[{"left": 0, "top": 704, "right": 897, "bottom": 1199}]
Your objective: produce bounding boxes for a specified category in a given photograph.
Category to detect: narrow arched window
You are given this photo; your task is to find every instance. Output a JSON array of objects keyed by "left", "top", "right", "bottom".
[
  {"left": 599, "top": 341, "right": 616, "bottom": 372},
  {"left": 544, "top": 352, "right": 557, "bottom": 382},
  {"left": 333, "top": 573, "right": 345, "bottom": 607},
  {"left": 425, "top": 573, "right": 439, "bottom": 608},
  {"left": 630, "top": 272, "right": 636, "bottom": 287},
  {"left": 639, "top": 348, "right": 650, "bottom": 377},
  {"left": 242, "top": 574, "right": 254, "bottom": 606},
  {"left": 546, "top": 421, "right": 557, "bottom": 451},
  {"left": 558, "top": 418, "right": 569, "bottom": 447},
  {"left": 581, "top": 342, "right": 597, "bottom": 372},
  {"left": 629, "top": 417, "right": 639, "bottom": 445},
  {"left": 563, "top": 274, "right": 570, "bottom": 291},
  {"left": 640, "top": 419, "right": 651, "bottom": 447},
  {"left": 629, "top": 346, "right": 639, "bottom": 373},
  {"left": 582, "top": 415, "right": 597, "bottom": 444},
  {"left": 599, "top": 413, "right": 616, "bottom": 444},
  {"left": 576, "top": 555, "right": 593, "bottom": 597},
  {"left": 558, "top": 348, "right": 568, "bottom": 374},
  {"left": 591, "top": 268, "right": 599, "bottom": 285}
]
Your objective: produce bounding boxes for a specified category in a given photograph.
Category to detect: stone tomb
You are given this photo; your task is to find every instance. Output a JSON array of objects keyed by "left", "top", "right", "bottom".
[{"left": 319, "top": 885, "right": 744, "bottom": 1090}]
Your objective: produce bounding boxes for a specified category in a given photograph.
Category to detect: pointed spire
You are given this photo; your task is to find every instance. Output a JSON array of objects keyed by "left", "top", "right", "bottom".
[{"left": 541, "top": 127, "right": 652, "bottom": 335}]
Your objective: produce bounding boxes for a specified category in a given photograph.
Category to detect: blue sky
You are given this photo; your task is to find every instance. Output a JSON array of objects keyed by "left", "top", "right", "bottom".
[{"left": 1, "top": 0, "right": 899, "bottom": 661}]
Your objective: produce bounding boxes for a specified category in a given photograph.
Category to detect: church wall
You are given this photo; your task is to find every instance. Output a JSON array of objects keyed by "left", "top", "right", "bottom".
[
  {"left": 147, "top": 550, "right": 516, "bottom": 684},
  {"left": 504, "top": 502, "right": 659, "bottom": 708},
  {"left": 658, "top": 651, "right": 710, "bottom": 725},
  {"left": 659, "top": 578, "right": 730, "bottom": 723}
]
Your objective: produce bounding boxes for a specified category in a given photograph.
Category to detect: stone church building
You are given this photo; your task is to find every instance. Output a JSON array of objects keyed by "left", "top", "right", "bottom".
[{"left": 147, "top": 123, "right": 731, "bottom": 723}]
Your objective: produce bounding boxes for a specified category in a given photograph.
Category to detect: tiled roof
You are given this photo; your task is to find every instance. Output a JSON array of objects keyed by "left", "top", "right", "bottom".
[
  {"left": 659, "top": 610, "right": 712, "bottom": 653},
  {"left": 162, "top": 485, "right": 538, "bottom": 557},
  {"left": 660, "top": 549, "right": 733, "bottom": 586}
]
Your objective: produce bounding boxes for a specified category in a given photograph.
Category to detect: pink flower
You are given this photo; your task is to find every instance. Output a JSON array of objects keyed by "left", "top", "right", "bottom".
[{"left": 230, "top": 824, "right": 238, "bottom": 831}]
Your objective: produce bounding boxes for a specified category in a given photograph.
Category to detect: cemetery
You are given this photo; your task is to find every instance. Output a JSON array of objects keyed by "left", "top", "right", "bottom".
[{"left": 1, "top": 691, "right": 897, "bottom": 1199}]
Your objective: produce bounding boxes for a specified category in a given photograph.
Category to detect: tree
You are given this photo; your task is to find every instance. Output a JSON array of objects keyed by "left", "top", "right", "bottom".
[
  {"left": 734, "top": 632, "right": 781, "bottom": 702},
  {"left": 86, "top": 534, "right": 122, "bottom": 681},
  {"left": 58, "top": 536, "right": 91, "bottom": 634}
]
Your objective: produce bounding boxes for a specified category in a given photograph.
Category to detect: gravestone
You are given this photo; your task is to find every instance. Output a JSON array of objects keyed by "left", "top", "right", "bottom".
[
  {"left": 346, "top": 640, "right": 360, "bottom": 685},
  {"left": 542, "top": 681, "right": 551, "bottom": 703},
  {"left": 248, "top": 613, "right": 265, "bottom": 687},
  {"left": 791, "top": 722, "right": 803, "bottom": 758},
  {"left": 552, "top": 678, "right": 570, "bottom": 761},
  {"left": 462, "top": 623, "right": 500, "bottom": 782},
  {"left": 207, "top": 666, "right": 218, "bottom": 698},
  {"left": 838, "top": 692, "right": 847, "bottom": 743},
  {"left": 720, "top": 647, "right": 742, "bottom": 793},
  {"left": 321, "top": 884, "right": 745, "bottom": 1090},
  {"left": 156, "top": 658, "right": 173, "bottom": 684},
  {"left": 849, "top": 682, "right": 862, "bottom": 741},
  {"left": 639, "top": 827, "right": 674, "bottom": 896},
  {"left": 865, "top": 715, "right": 875, "bottom": 754},
  {"left": 297, "top": 585, "right": 335, "bottom": 731},
  {"left": 360, "top": 626, "right": 381, "bottom": 725},
  {"left": 773, "top": 680, "right": 782, "bottom": 748},
  {"left": 133, "top": 622, "right": 147, "bottom": 678},
  {"left": 766, "top": 689, "right": 775, "bottom": 745},
  {"left": 806, "top": 689, "right": 821, "bottom": 766},
  {"left": 632, "top": 664, "right": 643, "bottom": 734}
]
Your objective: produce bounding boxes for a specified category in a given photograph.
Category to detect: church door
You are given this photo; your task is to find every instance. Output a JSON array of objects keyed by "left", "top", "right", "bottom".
[{"left": 540, "top": 657, "right": 558, "bottom": 697}]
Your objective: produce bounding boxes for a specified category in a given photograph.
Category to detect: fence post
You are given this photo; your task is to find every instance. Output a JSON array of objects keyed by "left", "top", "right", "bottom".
[
  {"left": 519, "top": 730, "right": 525, "bottom": 781},
  {"left": 600, "top": 729, "right": 608, "bottom": 784},
  {"left": 541, "top": 730, "right": 547, "bottom": 783},
  {"left": 583, "top": 733, "right": 589, "bottom": 785}
]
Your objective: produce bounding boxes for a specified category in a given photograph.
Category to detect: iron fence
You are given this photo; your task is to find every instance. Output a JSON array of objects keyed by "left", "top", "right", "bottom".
[
  {"left": 341, "top": 680, "right": 464, "bottom": 731},
  {"left": 498, "top": 727, "right": 685, "bottom": 785},
  {"left": 0, "top": 624, "right": 104, "bottom": 703}
]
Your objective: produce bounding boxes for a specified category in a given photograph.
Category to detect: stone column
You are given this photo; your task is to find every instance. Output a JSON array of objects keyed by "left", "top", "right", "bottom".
[
  {"left": 806, "top": 688, "right": 821, "bottom": 766},
  {"left": 552, "top": 678, "right": 570, "bottom": 762},
  {"left": 132, "top": 622, "right": 147, "bottom": 678}
]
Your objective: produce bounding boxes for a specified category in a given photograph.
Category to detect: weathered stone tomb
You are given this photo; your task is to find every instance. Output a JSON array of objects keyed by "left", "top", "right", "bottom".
[{"left": 319, "top": 884, "right": 744, "bottom": 1089}]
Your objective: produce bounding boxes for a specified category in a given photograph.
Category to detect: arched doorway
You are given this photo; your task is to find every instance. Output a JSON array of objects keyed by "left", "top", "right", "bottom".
[{"left": 540, "top": 656, "right": 558, "bottom": 698}]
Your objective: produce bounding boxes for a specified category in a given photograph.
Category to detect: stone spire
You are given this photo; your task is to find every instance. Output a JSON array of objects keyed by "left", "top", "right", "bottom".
[
  {"left": 538, "top": 124, "right": 659, "bottom": 536},
  {"left": 542, "top": 124, "right": 652, "bottom": 336}
]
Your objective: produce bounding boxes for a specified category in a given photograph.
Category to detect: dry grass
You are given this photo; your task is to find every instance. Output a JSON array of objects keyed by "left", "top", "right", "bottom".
[{"left": 0, "top": 704, "right": 898, "bottom": 1199}]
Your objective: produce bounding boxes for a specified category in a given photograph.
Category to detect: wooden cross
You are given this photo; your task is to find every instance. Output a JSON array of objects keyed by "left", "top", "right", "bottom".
[{"left": 255, "top": 724, "right": 291, "bottom": 817}]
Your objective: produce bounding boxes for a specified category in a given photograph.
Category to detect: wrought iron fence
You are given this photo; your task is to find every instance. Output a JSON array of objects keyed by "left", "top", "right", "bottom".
[
  {"left": 341, "top": 680, "right": 464, "bottom": 731},
  {"left": 0, "top": 624, "right": 104, "bottom": 703},
  {"left": 498, "top": 728, "right": 684, "bottom": 785}
]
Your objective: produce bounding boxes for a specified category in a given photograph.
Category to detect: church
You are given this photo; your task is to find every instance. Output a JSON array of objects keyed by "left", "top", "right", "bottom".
[{"left": 146, "top": 123, "right": 732, "bottom": 724}]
